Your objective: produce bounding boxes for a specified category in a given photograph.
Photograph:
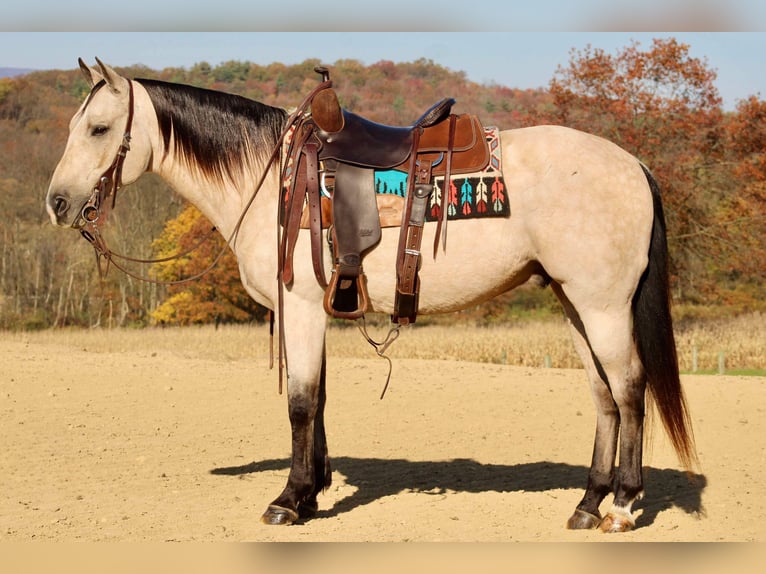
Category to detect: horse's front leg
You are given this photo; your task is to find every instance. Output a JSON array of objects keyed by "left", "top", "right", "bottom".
[{"left": 261, "top": 301, "right": 330, "bottom": 525}]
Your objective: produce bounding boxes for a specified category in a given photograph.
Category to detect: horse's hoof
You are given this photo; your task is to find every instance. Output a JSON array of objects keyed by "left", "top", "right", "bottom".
[
  {"left": 566, "top": 509, "right": 602, "bottom": 530},
  {"left": 599, "top": 511, "right": 635, "bottom": 533},
  {"left": 260, "top": 504, "right": 299, "bottom": 525},
  {"left": 298, "top": 500, "right": 318, "bottom": 519}
]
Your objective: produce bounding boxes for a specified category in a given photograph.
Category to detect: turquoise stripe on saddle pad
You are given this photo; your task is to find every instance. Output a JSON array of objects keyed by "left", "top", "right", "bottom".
[{"left": 374, "top": 170, "right": 408, "bottom": 197}]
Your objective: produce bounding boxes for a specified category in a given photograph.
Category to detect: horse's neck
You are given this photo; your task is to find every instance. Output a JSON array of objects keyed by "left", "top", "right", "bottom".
[
  {"left": 135, "top": 83, "right": 283, "bottom": 306},
  {"left": 152, "top": 149, "right": 280, "bottom": 243},
  {"left": 153, "top": 157, "right": 282, "bottom": 307},
  {"left": 132, "top": 84, "right": 278, "bottom": 243}
]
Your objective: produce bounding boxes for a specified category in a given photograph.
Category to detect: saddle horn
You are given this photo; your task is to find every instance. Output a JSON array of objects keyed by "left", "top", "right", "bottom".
[{"left": 314, "top": 65, "right": 331, "bottom": 82}]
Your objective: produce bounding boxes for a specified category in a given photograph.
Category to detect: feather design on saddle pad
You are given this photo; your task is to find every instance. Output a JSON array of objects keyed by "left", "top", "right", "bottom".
[{"left": 476, "top": 177, "right": 488, "bottom": 214}]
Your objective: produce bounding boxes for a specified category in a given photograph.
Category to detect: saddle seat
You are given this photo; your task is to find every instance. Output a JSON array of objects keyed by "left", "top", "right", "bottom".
[
  {"left": 311, "top": 88, "right": 456, "bottom": 169},
  {"left": 311, "top": 87, "right": 486, "bottom": 175}
]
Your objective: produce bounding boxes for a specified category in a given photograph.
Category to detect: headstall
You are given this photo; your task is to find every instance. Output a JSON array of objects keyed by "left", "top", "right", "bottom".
[{"left": 75, "top": 80, "right": 135, "bottom": 277}]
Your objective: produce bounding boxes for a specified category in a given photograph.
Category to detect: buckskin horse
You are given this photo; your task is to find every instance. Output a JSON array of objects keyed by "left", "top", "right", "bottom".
[{"left": 45, "top": 59, "right": 696, "bottom": 533}]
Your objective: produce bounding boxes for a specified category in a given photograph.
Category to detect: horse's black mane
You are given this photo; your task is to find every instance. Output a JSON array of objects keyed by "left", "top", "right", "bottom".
[{"left": 136, "top": 78, "right": 288, "bottom": 184}]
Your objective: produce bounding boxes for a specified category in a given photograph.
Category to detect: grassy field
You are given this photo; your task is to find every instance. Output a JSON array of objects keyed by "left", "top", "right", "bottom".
[{"left": 6, "top": 311, "right": 763, "bottom": 375}]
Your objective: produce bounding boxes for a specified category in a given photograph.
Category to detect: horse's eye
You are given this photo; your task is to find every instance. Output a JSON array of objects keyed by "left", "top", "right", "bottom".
[{"left": 91, "top": 125, "right": 109, "bottom": 137}]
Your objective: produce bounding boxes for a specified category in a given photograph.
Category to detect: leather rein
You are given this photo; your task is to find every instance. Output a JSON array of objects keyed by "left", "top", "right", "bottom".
[
  {"left": 74, "top": 74, "right": 398, "bottom": 397},
  {"left": 75, "top": 79, "right": 328, "bottom": 286},
  {"left": 73, "top": 78, "right": 333, "bottom": 393}
]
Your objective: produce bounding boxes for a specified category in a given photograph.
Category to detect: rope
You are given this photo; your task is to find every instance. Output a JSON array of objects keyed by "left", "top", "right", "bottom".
[{"left": 355, "top": 315, "right": 401, "bottom": 399}]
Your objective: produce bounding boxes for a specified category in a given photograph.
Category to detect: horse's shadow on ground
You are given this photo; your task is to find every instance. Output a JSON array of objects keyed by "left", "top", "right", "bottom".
[{"left": 211, "top": 457, "right": 706, "bottom": 528}]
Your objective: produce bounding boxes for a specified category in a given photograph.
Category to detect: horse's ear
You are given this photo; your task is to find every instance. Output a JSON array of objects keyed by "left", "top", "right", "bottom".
[
  {"left": 94, "top": 57, "right": 127, "bottom": 93},
  {"left": 78, "top": 57, "right": 103, "bottom": 88}
]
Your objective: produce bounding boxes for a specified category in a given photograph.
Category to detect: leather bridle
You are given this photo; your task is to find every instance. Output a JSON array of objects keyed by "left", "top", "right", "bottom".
[
  {"left": 75, "top": 80, "right": 135, "bottom": 233},
  {"left": 75, "top": 79, "right": 136, "bottom": 277}
]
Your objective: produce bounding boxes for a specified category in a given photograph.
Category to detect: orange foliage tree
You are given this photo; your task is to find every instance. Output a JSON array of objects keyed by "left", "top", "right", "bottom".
[
  {"left": 150, "top": 204, "right": 267, "bottom": 325},
  {"left": 716, "top": 96, "right": 766, "bottom": 305}
]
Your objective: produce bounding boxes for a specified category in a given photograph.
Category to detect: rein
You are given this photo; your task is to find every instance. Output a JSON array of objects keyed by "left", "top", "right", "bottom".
[
  {"left": 76, "top": 78, "right": 330, "bottom": 287},
  {"left": 74, "top": 75, "right": 335, "bottom": 394},
  {"left": 74, "top": 73, "right": 399, "bottom": 397}
]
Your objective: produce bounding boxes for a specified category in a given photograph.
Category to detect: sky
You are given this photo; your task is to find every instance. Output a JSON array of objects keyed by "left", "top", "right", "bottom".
[
  {"left": 1, "top": 0, "right": 765, "bottom": 31},
  {"left": 2, "top": 32, "right": 763, "bottom": 110},
  {"left": 1, "top": 2, "right": 765, "bottom": 110}
]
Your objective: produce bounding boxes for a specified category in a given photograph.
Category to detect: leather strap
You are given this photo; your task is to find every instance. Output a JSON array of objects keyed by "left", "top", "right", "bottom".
[
  {"left": 393, "top": 127, "right": 434, "bottom": 325},
  {"left": 303, "top": 141, "right": 327, "bottom": 288},
  {"left": 280, "top": 123, "right": 327, "bottom": 289},
  {"left": 433, "top": 114, "right": 456, "bottom": 257},
  {"left": 280, "top": 127, "right": 311, "bottom": 286},
  {"left": 395, "top": 129, "right": 422, "bottom": 273}
]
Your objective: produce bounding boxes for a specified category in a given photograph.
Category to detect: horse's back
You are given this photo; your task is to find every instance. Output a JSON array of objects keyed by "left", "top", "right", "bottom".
[{"left": 305, "top": 124, "right": 656, "bottom": 317}]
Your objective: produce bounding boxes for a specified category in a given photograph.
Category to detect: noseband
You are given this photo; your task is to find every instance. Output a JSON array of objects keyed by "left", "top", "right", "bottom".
[{"left": 75, "top": 80, "right": 135, "bottom": 262}]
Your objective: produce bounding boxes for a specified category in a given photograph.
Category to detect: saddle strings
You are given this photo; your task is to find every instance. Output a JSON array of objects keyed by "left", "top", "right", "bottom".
[{"left": 355, "top": 315, "right": 402, "bottom": 399}]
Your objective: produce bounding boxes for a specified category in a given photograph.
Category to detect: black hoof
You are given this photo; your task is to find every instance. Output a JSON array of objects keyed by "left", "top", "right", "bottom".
[
  {"left": 261, "top": 504, "right": 299, "bottom": 525},
  {"left": 566, "top": 508, "right": 602, "bottom": 530},
  {"left": 298, "top": 500, "right": 319, "bottom": 519}
]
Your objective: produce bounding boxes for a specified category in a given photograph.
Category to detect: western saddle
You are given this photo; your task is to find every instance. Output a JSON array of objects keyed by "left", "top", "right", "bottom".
[{"left": 280, "top": 66, "right": 490, "bottom": 325}]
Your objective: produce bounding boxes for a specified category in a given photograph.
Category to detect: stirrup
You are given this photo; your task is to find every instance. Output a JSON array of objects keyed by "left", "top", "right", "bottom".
[{"left": 323, "top": 270, "right": 370, "bottom": 320}]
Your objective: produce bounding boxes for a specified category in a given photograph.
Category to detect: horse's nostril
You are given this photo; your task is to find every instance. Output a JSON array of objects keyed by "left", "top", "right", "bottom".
[{"left": 54, "top": 196, "right": 69, "bottom": 217}]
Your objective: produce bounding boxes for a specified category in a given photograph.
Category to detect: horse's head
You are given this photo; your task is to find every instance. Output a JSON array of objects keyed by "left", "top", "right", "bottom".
[{"left": 46, "top": 58, "right": 152, "bottom": 228}]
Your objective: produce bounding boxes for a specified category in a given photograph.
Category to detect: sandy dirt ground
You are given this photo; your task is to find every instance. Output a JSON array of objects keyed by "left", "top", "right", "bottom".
[{"left": 0, "top": 335, "right": 763, "bottom": 545}]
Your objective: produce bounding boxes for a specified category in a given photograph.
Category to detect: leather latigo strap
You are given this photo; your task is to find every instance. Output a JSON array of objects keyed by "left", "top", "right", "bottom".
[
  {"left": 393, "top": 127, "right": 434, "bottom": 325},
  {"left": 434, "top": 114, "right": 456, "bottom": 257},
  {"left": 394, "top": 182, "right": 431, "bottom": 324},
  {"left": 280, "top": 123, "right": 311, "bottom": 286},
  {"left": 303, "top": 141, "right": 327, "bottom": 288}
]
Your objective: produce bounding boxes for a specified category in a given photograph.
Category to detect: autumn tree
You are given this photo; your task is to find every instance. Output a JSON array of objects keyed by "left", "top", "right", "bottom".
[
  {"left": 150, "top": 204, "right": 267, "bottom": 325},
  {"left": 715, "top": 96, "right": 766, "bottom": 305},
  {"left": 543, "top": 37, "right": 759, "bottom": 305}
]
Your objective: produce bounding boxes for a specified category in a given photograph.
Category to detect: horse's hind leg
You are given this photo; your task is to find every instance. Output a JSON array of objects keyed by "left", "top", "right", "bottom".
[{"left": 553, "top": 283, "right": 646, "bottom": 532}]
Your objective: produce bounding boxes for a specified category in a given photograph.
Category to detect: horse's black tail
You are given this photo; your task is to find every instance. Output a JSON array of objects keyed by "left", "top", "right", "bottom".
[{"left": 634, "top": 164, "right": 698, "bottom": 471}]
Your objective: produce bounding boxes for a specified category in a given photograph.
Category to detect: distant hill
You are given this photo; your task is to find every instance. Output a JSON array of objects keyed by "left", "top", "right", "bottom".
[{"left": 0, "top": 67, "right": 34, "bottom": 78}]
